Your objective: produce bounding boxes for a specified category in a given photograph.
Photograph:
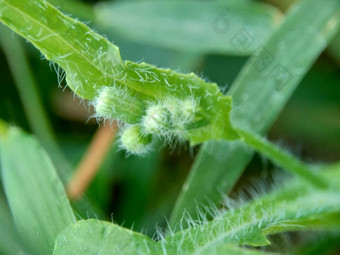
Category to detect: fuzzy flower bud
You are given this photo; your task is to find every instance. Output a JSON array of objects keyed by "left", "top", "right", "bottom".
[
  {"left": 95, "top": 86, "right": 145, "bottom": 124},
  {"left": 142, "top": 104, "right": 171, "bottom": 136},
  {"left": 120, "top": 126, "right": 152, "bottom": 155}
]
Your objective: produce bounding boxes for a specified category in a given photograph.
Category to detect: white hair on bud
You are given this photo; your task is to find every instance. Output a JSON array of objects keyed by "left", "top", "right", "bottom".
[{"left": 119, "top": 125, "right": 153, "bottom": 156}]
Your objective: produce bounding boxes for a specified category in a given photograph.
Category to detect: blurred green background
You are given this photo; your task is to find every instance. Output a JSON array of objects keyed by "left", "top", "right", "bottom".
[{"left": 0, "top": 0, "right": 339, "bottom": 244}]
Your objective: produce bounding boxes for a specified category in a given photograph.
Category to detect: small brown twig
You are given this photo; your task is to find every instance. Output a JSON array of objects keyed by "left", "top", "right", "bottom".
[{"left": 67, "top": 121, "right": 118, "bottom": 200}]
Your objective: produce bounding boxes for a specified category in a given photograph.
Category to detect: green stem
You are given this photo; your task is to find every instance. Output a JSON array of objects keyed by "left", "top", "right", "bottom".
[{"left": 236, "top": 127, "right": 329, "bottom": 189}]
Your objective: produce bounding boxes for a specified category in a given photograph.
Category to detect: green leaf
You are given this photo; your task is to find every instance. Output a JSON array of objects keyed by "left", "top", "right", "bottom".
[
  {"left": 166, "top": 176, "right": 340, "bottom": 254},
  {"left": 199, "top": 244, "right": 279, "bottom": 255},
  {"left": 54, "top": 171, "right": 340, "bottom": 254},
  {"left": 0, "top": 3, "right": 112, "bottom": 223},
  {"left": 0, "top": 0, "right": 239, "bottom": 147},
  {"left": 0, "top": 25, "right": 56, "bottom": 150},
  {"left": 53, "top": 219, "right": 278, "bottom": 255},
  {"left": 95, "top": 0, "right": 282, "bottom": 55},
  {"left": 0, "top": 24, "right": 72, "bottom": 181},
  {"left": 0, "top": 0, "right": 123, "bottom": 100},
  {"left": 0, "top": 194, "right": 32, "bottom": 255},
  {"left": 170, "top": 0, "right": 340, "bottom": 227},
  {"left": 0, "top": 127, "right": 76, "bottom": 254},
  {"left": 53, "top": 219, "right": 158, "bottom": 255}
]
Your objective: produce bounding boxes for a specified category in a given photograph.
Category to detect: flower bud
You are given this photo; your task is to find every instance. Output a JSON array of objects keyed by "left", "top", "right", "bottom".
[
  {"left": 120, "top": 126, "right": 152, "bottom": 155},
  {"left": 95, "top": 86, "right": 145, "bottom": 124},
  {"left": 142, "top": 104, "right": 171, "bottom": 135}
]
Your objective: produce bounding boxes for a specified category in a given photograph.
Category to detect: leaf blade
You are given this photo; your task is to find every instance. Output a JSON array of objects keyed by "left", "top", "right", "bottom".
[
  {"left": 53, "top": 219, "right": 157, "bottom": 255},
  {"left": 0, "top": 0, "right": 238, "bottom": 145},
  {"left": 0, "top": 0, "right": 123, "bottom": 99},
  {"left": 0, "top": 127, "right": 76, "bottom": 254},
  {"left": 54, "top": 219, "right": 280, "bottom": 255},
  {"left": 0, "top": 194, "right": 33, "bottom": 255},
  {"left": 166, "top": 175, "right": 340, "bottom": 254}
]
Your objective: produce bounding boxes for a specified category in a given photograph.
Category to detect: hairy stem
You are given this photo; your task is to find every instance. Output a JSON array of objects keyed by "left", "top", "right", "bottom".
[{"left": 236, "top": 128, "right": 330, "bottom": 189}]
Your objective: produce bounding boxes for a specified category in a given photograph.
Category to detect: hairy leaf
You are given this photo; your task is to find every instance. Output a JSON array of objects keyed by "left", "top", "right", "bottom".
[
  {"left": 0, "top": 0, "right": 122, "bottom": 100},
  {"left": 54, "top": 171, "right": 340, "bottom": 254},
  {"left": 0, "top": 0, "right": 238, "bottom": 146},
  {"left": 166, "top": 176, "right": 340, "bottom": 254},
  {"left": 54, "top": 220, "right": 277, "bottom": 255}
]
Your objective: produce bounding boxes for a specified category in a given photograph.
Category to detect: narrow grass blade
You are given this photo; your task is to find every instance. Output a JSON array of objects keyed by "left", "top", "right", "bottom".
[
  {"left": 170, "top": 0, "right": 340, "bottom": 227},
  {"left": 0, "top": 25, "right": 56, "bottom": 150},
  {"left": 95, "top": 0, "right": 282, "bottom": 55},
  {"left": 0, "top": 127, "right": 76, "bottom": 254},
  {"left": 0, "top": 24, "right": 72, "bottom": 178}
]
